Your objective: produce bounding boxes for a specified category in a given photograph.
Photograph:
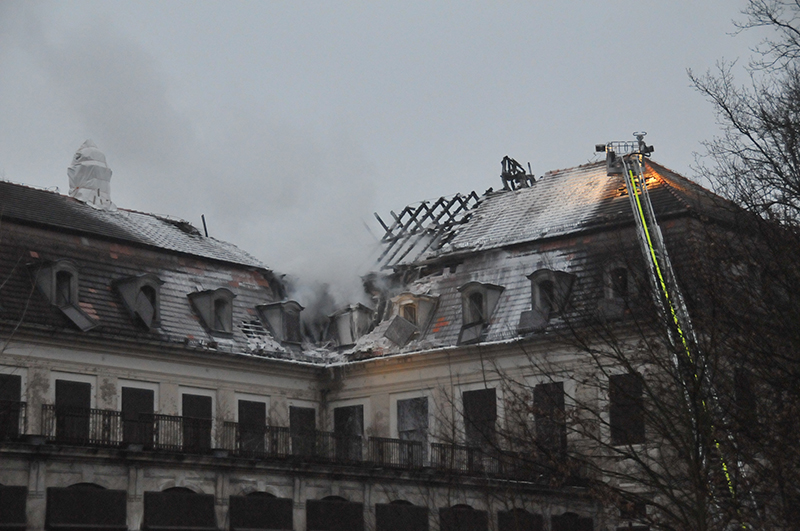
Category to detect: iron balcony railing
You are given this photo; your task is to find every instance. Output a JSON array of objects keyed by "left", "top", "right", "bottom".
[
  {"left": 368, "top": 436, "right": 423, "bottom": 469},
  {"left": 0, "top": 400, "right": 26, "bottom": 441},
  {"left": 430, "top": 442, "right": 501, "bottom": 475},
  {"left": 140, "top": 413, "right": 214, "bottom": 453},
  {"left": 41, "top": 405, "right": 122, "bottom": 447},
  {"left": 221, "top": 422, "right": 291, "bottom": 458}
]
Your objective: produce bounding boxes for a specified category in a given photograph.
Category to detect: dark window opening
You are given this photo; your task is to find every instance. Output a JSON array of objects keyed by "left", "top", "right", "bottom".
[
  {"left": 229, "top": 494, "right": 293, "bottom": 531},
  {"left": 498, "top": 508, "right": 544, "bottom": 531},
  {"left": 55, "top": 380, "right": 91, "bottom": 442},
  {"left": 538, "top": 280, "right": 554, "bottom": 314},
  {"left": 397, "top": 397, "right": 428, "bottom": 463},
  {"left": 467, "top": 292, "right": 484, "bottom": 324},
  {"left": 334, "top": 405, "right": 363, "bottom": 462},
  {"left": 307, "top": 497, "right": 364, "bottom": 531},
  {"left": 610, "top": 373, "right": 645, "bottom": 446},
  {"left": 238, "top": 400, "right": 267, "bottom": 454},
  {"left": 534, "top": 382, "right": 566, "bottom": 459},
  {"left": 182, "top": 394, "right": 212, "bottom": 453},
  {"left": 143, "top": 489, "right": 217, "bottom": 530},
  {"left": 214, "top": 298, "right": 230, "bottom": 333},
  {"left": 463, "top": 388, "right": 496, "bottom": 449},
  {"left": 376, "top": 502, "right": 428, "bottom": 531},
  {"left": 402, "top": 304, "right": 417, "bottom": 325},
  {"left": 290, "top": 406, "right": 316, "bottom": 456},
  {"left": 440, "top": 505, "right": 489, "bottom": 531},
  {"left": 46, "top": 485, "right": 127, "bottom": 531},
  {"left": 610, "top": 267, "right": 629, "bottom": 298},
  {"left": 734, "top": 368, "right": 756, "bottom": 433},
  {"left": 122, "top": 387, "right": 154, "bottom": 446},
  {"left": 0, "top": 485, "right": 27, "bottom": 530},
  {"left": 284, "top": 310, "right": 301, "bottom": 343},
  {"left": 55, "top": 270, "right": 73, "bottom": 307},
  {"left": 0, "top": 374, "right": 22, "bottom": 440},
  {"left": 551, "top": 512, "right": 593, "bottom": 531}
]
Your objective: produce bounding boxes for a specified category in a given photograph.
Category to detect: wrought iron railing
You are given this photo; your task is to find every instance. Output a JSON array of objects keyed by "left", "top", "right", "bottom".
[
  {"left": 221, "top": 422, "right": 291, "bottom": 458},
  {"left": 430, "top": 442, "right": 501, "bottom": 475},
  {"left": 41, "top": 405, "right": 122, "bottom": 447},
  {"left": 141, "top": 413, "right": 213, "bottom": 453},
  {"left": 368, "top": 436, "right": 423, "bottom": 469},
  {"left": 309, "top": 431, "right": 363, "bottom": 464},
  {"left": 0, "top": 400, "right": 26, "bottom": 441}
]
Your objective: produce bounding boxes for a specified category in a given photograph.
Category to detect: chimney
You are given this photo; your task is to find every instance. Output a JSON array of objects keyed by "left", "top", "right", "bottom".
[{"left": 68, "top": 140, "right": 116, "bottom": 211}]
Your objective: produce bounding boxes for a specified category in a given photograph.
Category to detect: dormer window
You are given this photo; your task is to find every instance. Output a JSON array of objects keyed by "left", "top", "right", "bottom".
[
  {"left": 113, "top": 274, "right": 164, "bottom": 330},
  {"left": 384, "top": 293, "right": 438, "bottom": 347},
  {"left": 457, "top": 282, "right": 504, "bottom": 345},
  {"left": 401, "top": 303, "right": 417, "bottom": 325},
  {"left": 598, "top": 264, "right": 632, "bottom": 320},
  {"left": 257, "top": 300, "right": 304, "bottom": 345},
  {"left": 32, "top": 259, "right": 97, "bottom": 332},
  {"left": 518, "top": 269, "right": 575, "bottom": 333},
  {"left": 188, "top": 288, "right": 236, "bottom": 335}
]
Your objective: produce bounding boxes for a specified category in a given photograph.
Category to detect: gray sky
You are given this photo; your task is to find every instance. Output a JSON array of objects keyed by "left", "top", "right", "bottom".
[{"left": 0, "top": 1, "right": 763, "bottom": 303}]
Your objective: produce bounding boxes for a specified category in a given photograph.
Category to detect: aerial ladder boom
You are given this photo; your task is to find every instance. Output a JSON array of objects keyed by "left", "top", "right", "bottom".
[{"left": 596, "top": 134, "right": 744, "bottom": 525}]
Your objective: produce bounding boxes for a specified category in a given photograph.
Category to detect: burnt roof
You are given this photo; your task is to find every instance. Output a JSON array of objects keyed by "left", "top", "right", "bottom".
[{"left": 0, "top": 180, "right": 266, "bottom": 268}]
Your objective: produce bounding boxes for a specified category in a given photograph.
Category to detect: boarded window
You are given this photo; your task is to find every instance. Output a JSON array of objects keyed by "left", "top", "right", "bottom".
[
  {"left": 534, "top": 382, "right": 566, "bottom": 458},
  {"left": 376, "top": 502, "right": 428, "bottom": 531},
  {"left": 610, "top": 373, "right": 645, "bottom": 446},
  {"left": 307, "top": 498, "right": 364, "bottom": 531},
  {"left": 143, "top": 489, "right": 217, "bottom": 530},
  {"left": 551, "top": 512, "right": 593, "bottom": 531},
  {"left": 0, "top": 374, "right": 22, "bottom": 440},
  {"left": 122, "top": 387, "right": 154, "bottom": 445},
  {"left": 0, "top": 485, "right": 27, "bottom": 531},
  {"left": 440, "top": 505, "right": 489, "bottom": 531},
  {"left": 498, "top": 509, "right": 544, "bottom": 531},
  {"left": 239, "top": 400, "right": 267, "bottom": 454},
  {"left": 463, "top": 388, "right": 496, "bottom": 448},
  {"left": 55, "top": 380, "right": 91, "bottom": 442},
  {"left": 46, "top": 485, "right": 127, "bottom": 531},
  {"left": 290, "top": 406, "right": 316, "bottom": 457},
  {"left": 182, "top": 394, "right": 212, "bottom": 453},
  {"left": 334, "top": 405, "right": 363, "bottom": 462},
  {"left": 229, "top": 493, "right": 293, "bottom": 531}
]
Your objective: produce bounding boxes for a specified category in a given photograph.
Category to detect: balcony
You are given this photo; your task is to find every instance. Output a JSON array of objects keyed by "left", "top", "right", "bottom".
[
  {"left": 41, "top": 405, "right": 122, "bottom": 447},
  {"left": 141, "top": 413, "right": 213, "bottom": 453},
  {"left": 430, "top": 443, "right": 501, "bottom": 475},
  {"left": 221, "top": 422, "right": 291, "bottom": 458},
  {"left": 0, "top": 400, "right": 26, "bottom": 441},
  {"left": 368, "top": 436, "right": 423, "bottom": 469}
]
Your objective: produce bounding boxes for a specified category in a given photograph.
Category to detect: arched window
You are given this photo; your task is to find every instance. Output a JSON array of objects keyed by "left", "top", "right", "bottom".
[
  {"left": 457, "top": 282, "right": 504, "bottom": 345},
  {"left": 33, "top": 259, "right": 96, "bottom": 331}
]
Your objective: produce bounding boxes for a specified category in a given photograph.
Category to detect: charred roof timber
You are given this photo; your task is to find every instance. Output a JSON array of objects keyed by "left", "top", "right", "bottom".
[
  {"left": 501, "top": 156, "right": 535, "bottom": 190},
  {"left": 374, "top": 191, "right": 480, "bottom": 270}
]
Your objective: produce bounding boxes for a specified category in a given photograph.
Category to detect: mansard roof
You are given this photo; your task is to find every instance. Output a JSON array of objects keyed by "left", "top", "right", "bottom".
[
  {"left": 0, "top": 180, "right": 329, "bottom": 364},
  {"left": 0, "top": 180, "right": 265, "bottom": 268},
  {"left": 347, "top": 160, "right": 737, "bottom": 360}
]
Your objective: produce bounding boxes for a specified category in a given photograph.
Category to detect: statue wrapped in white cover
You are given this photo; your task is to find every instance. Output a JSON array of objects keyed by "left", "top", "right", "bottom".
[{"left": 68, "top": 139, "right": 116, "bottom": 211}]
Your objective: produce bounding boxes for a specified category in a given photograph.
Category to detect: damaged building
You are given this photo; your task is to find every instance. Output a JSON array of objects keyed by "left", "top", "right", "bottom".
[{"left": 0, "top": 140, "right": 739, "bottom": 531}]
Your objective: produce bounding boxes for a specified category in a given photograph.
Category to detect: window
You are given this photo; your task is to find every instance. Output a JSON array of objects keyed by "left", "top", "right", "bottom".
[
  {"left": 121, "top": 387, "right": 154, "bottom": 445},
  {"left": 609, "top": 267, "right": 629, "bottom": 299},
  {"left": 306, "top": 497, "right": 364, "bottom": 531},
  {"left": 401, "top": 304, "right": 417, "bottom": 325},
  {"left": 188, "top": 288, "right": 236, "bottom": 335},
  {"left": 257, "top": 300, "right": 304, "bottom": 345},
  {"left": 238, "top": 399, "right": 267, "bottom": 455},
  {"left": 610, "top": 373, "right": 645, "bottom": 445},
  {"left": 457, "top": 282, "right": 504, "bottom": 345},
  {"left": 329, "top": 304, "right": 373, "bottom": 346},
  {"left": 182, "top": 393, "right": 213, "bottom": 452},
  {"left": 518, "top": 269, "right": 575, "bottom": 333},
  {"left": 0, "top": 374, "right": 23, "bottom": 440},
  {"left": 290, "top": 406, "right": 316, "bottom": 457},
  {"left": 55, "top": 379, "right": 92, "bottom": 442},
  {"left": 113, "top": 273, "right": 164, "bottom": 330},
  {"left": 397, "top": 397, "right": 428, "bottom": 465},
  {"left": 463, "top": 388, "right": 496, "bottom": 449},
  {"left": 599, "top": 264, "right": 633, "bottom": 320},
  {"left": 32, "top": 259, "right": 97, "bottom": 331},
  {"left": 333, "top": 405, "right": 363, "bottom": 462},
  {"left": 383, "top": 293, "right": 438, "bottom": 347},
  {"left": 534, "top": 381, "right": 566, "bottom": 459}
]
